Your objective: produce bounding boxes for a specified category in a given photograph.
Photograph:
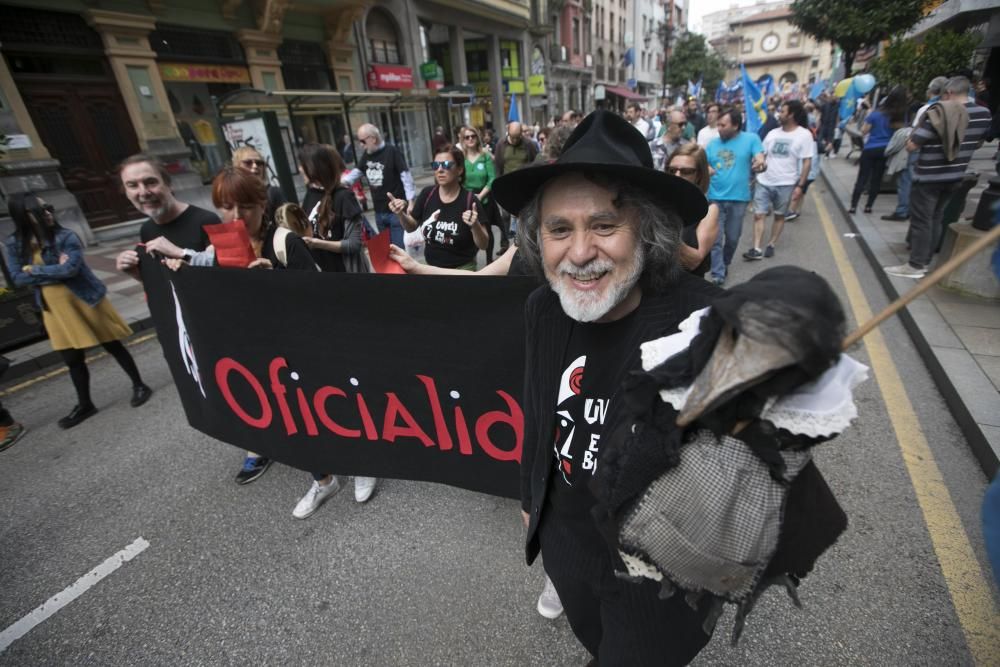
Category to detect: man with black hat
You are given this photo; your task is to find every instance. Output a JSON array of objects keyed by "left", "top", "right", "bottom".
[{"left": 492, "top": 110, "right": 720, "bottom": 665}]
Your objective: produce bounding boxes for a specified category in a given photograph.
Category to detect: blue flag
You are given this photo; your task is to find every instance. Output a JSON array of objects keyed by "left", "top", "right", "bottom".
[
  {"left": 741, "top": 65, "right": 767, "bottom": 133},
  {"left": 624, "top": 48, "right": 635, "bottom": 67},
  {"left": 691, "top": 77, "right": 702, "bottom": 98},
  {"left": 838, "top": 79, "right": 859, "bottom": 123},
  {"left": 508, "top": 93, "right": 520, "bottom": 123},
  {"left": 756, "top": 74, "right": 775, "bottom": 98},
  {"left": 809, "top": 79, "right": 827, "bottom": 100},
  {"left": 715, "top": 81, "right": 727, "bottom": 103}
]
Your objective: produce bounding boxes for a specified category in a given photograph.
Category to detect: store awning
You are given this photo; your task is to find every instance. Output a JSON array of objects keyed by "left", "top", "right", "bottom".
[
  {"left": 216, "top": 88, "right": 476, "bottom": 118},
  {"left": 604, "top": 85, "right": 650, "bottom": 101}
]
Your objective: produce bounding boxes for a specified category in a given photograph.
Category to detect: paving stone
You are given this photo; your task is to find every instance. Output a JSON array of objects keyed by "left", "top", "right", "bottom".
[
  {"left": 975, "top": 354, "right": 1000, "bottom": 392},
  {"left": 933, "top": 346, "right": 1000, "bottom": 427},
  {"left": 932, "top": 299, "right": 1000, "bottom": 329},
  {"left": 952, "top": 325, "right": 1000, "bottom": 356}
]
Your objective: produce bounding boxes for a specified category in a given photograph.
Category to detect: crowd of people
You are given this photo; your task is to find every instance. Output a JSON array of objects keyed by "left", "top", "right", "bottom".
[{"left": 2, "top": 67, "right": 995, "bottom": 665}]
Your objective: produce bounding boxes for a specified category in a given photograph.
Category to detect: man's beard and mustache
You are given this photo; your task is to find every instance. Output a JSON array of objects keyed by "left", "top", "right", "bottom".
[
  {"left": 548, "top": 244, "right": 645, "bottom": 323},
  {"left": 137, "top": 195, "right": 167, "bottom": 221}
]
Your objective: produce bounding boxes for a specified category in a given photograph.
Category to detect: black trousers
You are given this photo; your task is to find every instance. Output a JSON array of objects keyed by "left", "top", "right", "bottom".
[
  {"left": 539, "top": 513, "right": 713, "bottom": 666},
  {"left": 850, "top": 146, "right": 888, "bottom": 210}
]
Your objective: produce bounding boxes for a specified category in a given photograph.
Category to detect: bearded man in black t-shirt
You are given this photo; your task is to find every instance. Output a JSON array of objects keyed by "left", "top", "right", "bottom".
[
  {"left": 114, "top": 154, "right": 220, "bottom": 280},
  {"left": 492, "top": 111, "right": 722, "bottom": 666}
]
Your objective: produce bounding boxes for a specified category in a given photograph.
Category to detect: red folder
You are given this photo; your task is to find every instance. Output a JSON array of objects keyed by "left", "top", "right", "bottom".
[
  {"left": 366, "top": 229, "right": 405, "bottom": 274},
  {"left": 204, "top": 220, "right": 256, "bottom": 268}
]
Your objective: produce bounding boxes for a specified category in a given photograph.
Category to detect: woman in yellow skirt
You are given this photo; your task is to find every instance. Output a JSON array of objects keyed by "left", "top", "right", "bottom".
[{"left": 4, "top": 192, "right": 153, "bottom": 429}]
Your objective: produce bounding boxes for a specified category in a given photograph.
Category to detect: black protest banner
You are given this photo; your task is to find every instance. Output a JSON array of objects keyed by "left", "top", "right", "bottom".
[{"left": 145, "top": 262, "right": 538, "bottom": 499}]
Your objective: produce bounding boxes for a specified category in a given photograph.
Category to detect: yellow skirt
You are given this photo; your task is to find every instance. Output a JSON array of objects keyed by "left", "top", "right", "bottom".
[{"left": 40, "top": 284, "right": 133, "bottom": 351}]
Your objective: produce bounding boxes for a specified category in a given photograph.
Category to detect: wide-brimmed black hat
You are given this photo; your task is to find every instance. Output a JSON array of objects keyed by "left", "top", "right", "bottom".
[{"left": 492, "top": 110, "right": 707, "bottom": 226}]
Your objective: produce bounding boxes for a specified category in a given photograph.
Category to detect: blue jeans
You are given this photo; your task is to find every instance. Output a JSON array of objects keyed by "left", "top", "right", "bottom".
[
  {"left": 375, "top": 210, "right": 404, "bottom": 249},
  {"left": 893, "top": 152, "right": 918, "bottom": 217},
  {"left": 710, "top": 200, "right": 749, "bottom": 280}
]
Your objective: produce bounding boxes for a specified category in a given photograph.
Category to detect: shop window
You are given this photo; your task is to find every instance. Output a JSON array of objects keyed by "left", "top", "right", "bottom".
[
  {"left": 0, "top": 5, "right": 102, "bottom": 50},
  {"left": 366, "top": 8, "right": 402, "bottom": 65},
  {"left": 465, "top": 40, "right": 489, "bottom": 82},
  {"left": 151, "top": 25, "right": 244, "bottom": 64},
  {"left": 500, "top": 40, "right": 521, "bottom": 79}
]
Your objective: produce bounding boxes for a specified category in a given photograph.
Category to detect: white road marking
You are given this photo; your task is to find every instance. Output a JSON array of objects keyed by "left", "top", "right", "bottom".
[{"left": 0, "top": 537, "right": 150, "bottom": 652}]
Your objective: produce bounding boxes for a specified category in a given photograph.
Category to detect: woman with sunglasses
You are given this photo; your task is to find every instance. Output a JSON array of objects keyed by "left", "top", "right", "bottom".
[
  {"left": 666, "top": 144, "right": 719, "bottom": 278},
  {"left": 459, "top": 126, "right": 499, "bottom": 261},
  {"left": 4, "top": 193, "right": 153, "bottom": 429},
  {"left": 232, "top": 146, "right": 289, "bottom": 222},
  {"left": 389, "top": 147, "right": 487, "bottom": 270}
]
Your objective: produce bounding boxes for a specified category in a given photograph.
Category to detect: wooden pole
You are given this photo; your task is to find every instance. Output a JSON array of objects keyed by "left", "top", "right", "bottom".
[{"left": 842, "top": 222, "right": 1000, "bottom": 350}]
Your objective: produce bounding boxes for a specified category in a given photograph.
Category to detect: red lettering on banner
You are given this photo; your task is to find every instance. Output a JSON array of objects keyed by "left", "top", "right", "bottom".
[
  {"left": 383, "top": 392, "right": 434, "bottom": 447},
  {"left": 313, "top": 386, "right": 361, "bottom": 437},
  {"left": 216, "top": 357, "right": 273, "bottom": 428},
  {"left": 269, "top": 357, "right": 297, "bottom": 435},
  {"left": 212, "top": 358, "right": 523, "bottom": 462},
  {"left": 417, "top": 375, "right": 454, "bottom": 451},
  {"left": 475, "top": 391, "right": 523, "bottom": 463}
]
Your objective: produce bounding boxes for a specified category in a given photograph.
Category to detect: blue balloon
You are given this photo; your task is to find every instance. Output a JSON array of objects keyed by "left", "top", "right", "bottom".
[{"left": 854, "top": 74, "right": 876, "bottom": 94}]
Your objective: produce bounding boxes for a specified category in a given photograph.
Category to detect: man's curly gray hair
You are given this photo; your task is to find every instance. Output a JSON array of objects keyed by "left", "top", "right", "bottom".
[{"left": 514, "top": 170, "right": 684, "bottom": 291}]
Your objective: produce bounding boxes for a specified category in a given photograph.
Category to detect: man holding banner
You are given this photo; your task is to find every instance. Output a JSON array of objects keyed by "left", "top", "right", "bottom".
[{"left": 492, "top": 110, "right": 719, "bottom": 665}]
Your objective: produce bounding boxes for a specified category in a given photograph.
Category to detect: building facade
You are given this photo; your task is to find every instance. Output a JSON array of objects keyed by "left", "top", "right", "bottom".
[
  {"left": 0, "top": 0, "right": 539, "bottom": 241},
  {"left": 718, "top": 7, "right": 835, "bottom": 90},
  {"left": 546, "top": 0, "right": 594, "bottom": 119}
]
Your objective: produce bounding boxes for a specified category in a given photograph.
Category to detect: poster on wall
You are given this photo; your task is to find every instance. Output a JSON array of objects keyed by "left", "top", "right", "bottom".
[{"left": 220, "top": 111, "right": 297, "bottom": 204}]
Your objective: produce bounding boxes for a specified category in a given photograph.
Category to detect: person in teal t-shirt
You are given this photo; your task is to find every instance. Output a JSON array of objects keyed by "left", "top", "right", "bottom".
[{"left": 704, "top": 109, "right": 766, "bottom": 285}]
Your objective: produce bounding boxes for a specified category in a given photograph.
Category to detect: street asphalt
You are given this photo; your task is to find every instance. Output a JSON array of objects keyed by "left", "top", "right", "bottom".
[{"left": 0, "top": 182, "right": 995, "bottom": 665}]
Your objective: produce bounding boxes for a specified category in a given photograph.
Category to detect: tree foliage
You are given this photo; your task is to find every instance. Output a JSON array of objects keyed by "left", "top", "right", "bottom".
[
  {"left": 789, "top": 0, "right": 926, "bottom": 73},
  {"left": 870, "top": 30, "right": 982, "bottom": 99},
  {"left": 666, "top": 32, "right": 726, "bottom": 95}
]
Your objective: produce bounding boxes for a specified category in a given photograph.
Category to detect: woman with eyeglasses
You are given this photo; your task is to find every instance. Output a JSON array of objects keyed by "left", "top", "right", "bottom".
[
  {"left": 4, "top": 192, "right": 153, "bottom": 429},
  {"left": 459, "top": 126, "right": 499, "bottom": 261},
  {"left": 665, "top": 144, "right": 719, "bottom": 278},
  {"left": 389, "top": 147, "right": 487, "bottom": 270},
  {"left": 232, "top": 146, "right": 289, "bottom": 223}
]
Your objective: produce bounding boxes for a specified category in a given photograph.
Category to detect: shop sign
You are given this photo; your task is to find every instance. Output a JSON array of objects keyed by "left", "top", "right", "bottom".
[
  {"left": 420, "top": 61, "right": 440, "bottom": 80},
  {"left": 505, "top": 80, "right": 525, "bottom": 94},
  {"left": 159, "top": 63, "right": 251, "bottom": 84},
  {"left": 528, "top": 75, "right": 546, "bottom": 96},
  {"left": 474, "top": 83, "right": 491, "bottom": 97},
  {"left": 368, "top": 65, "right": 414, "bottom": 90}
]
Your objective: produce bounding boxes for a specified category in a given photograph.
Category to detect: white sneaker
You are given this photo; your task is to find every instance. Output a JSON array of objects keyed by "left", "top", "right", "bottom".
[
  {"left": 884, "top": 263, "right": 927, "bottom": 279},
  {"left": 536, "top": 575, "right": 564, "bottom": 619},
  {"left": 354, "top": 476, "right": 377, "bottom": 503},
  {"left": 292, "top": 478, "right": 340, "bottom": 519}
]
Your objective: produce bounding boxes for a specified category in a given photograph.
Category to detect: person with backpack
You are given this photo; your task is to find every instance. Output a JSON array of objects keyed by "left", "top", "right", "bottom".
[
  {"left": 297, "top": 144, "right": 369, "bottom": 274},
  {"left": 388, "top": 147, "right": 487, "bottom": 270}
]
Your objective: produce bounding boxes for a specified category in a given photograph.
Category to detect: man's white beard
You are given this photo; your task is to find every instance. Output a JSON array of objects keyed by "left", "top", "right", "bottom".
[{"left": 549, "top": 244, "right": 645, "bottom": 323}]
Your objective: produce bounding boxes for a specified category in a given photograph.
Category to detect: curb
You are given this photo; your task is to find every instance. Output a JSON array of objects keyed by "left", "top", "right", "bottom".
[
  {"left": 2, "top": 317, "right": 157, "bottom": 386},
  {"left": 819, "top": 166, "right": 999, "bottom": 478}
]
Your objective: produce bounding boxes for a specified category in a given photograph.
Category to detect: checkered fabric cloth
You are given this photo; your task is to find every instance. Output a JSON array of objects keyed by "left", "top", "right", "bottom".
[{"left": 619, "top": 429, "right": 811, "bottom": 602}]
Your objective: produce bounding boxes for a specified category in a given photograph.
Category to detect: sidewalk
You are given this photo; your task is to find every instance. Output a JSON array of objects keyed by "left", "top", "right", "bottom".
[{"left": 820, "top": 145, "right": 1000, "bottom": 477}]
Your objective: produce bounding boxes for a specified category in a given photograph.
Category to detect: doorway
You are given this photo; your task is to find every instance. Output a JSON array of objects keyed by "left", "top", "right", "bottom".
[{"left": 15, "top": 78, "right": 142, "bottom": 228}]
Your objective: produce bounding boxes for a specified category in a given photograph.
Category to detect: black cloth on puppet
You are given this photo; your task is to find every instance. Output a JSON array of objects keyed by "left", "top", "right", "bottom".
[{"left": 591, "top": 266, "right": 862, "bottom": 644}]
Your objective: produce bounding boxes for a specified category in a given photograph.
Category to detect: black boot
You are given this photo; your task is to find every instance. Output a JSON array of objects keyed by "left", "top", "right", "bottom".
[
  {"left": 58, "top": 404, "right": 98, "bottom": 429},
  {"left": 131, "top": 384, "right": 153, "bottom": 407}
]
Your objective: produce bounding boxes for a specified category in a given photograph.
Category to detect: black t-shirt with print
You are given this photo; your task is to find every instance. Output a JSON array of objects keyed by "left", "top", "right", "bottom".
[
  {"left": 358, "top": 144, "right": 408, "bottom": 212},
  {"left": 411, "top": 185, "right": 485, "bottom": 269},
  {"left": 547, "top": 310, "right": 639, "bottom": 536},
  {"left": 140, "top": 205, "right": 220, "bottom": 250},
  {"left": 303, "top": 186, "right": 362, "bottom": 273}
]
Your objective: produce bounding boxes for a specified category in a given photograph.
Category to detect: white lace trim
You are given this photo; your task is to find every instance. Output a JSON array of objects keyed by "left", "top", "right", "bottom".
[
  {"left": 638, "top": 308, "right": 870, "bottom": 438},
  {"left": 640, "top": 307, "right": 711, "bottom": 371},
  {"left": 619, "top": 550, "right": 664, "bottom": 582}
]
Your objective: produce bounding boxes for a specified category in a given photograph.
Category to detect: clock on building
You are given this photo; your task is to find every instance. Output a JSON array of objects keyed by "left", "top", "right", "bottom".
[{"left": 761, "top": 33, "right": 780, "bottom": 52}]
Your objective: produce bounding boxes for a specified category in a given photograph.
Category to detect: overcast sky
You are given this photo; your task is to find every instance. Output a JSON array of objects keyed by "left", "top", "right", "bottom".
[{"left": 687, "top": 0, "right": 781, "bottom": 35}]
